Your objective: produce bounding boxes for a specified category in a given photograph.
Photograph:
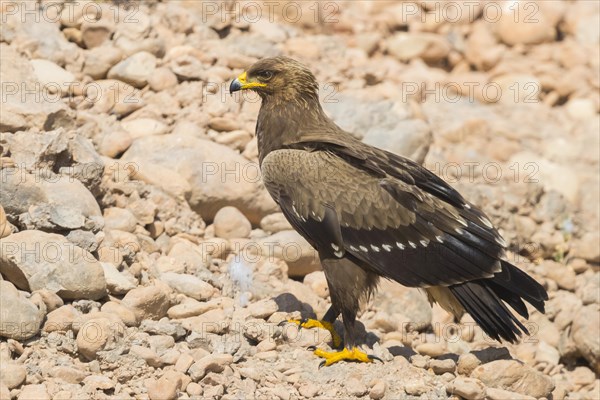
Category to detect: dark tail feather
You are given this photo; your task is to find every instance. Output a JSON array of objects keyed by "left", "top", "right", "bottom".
[{"left": 449, "top": 261, "right": 548, "bottom": 343}]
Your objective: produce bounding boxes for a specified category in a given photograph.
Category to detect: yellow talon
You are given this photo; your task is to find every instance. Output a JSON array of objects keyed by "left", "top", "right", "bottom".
[
  {"left": 312, "top": 347, "right": 381, "bottom": 367},
  {"left": 286, "top": 318, "right": 342, "bottom": 348}
]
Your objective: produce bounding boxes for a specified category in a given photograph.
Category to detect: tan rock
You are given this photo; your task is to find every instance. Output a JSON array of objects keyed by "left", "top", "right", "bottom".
[
  {"left": 43, "top": 305, "right": 80, "bottom": 333},
  {"left": 495, "top": 0, "right": 557, "bottom": 45},
  {"left": 0, "top": 361, "right": 26, "bottom": 389},
  {"left": 213, "top": 206, "right": 252, "bottom": 239},
  {"left": 188, "top": 354, "right": 233, "bottom": 381},
  {"left": 100, "top": 301, "right": 138, "bottom": 327},
  {"left": 386, "top": 32, "right": 451, "bottom": 63},
  {"left": 103, "top": 207, "right": 138, "bottom": 233},
  {"left": 108, "top": 51, "right": 157, "bottom": 88},
  {"left": 90, "top": 80, "right": 144, "bottom": 117},
  {"left": 128, "top": 159, "right": 191, "bottom": 200},
  {"left": 159, "top": 272, "right": 214, "bottom": 301},
  {"left": 83, "top": 45, "right": 123, "bottom": 80},
  {"left": 17, "top": 384, "right": 50, "bottom": 400},
  {"left": 121, "top": 285, "right": 172, "bottom": 321},
  {"left": 471, "top": 359, "right": 555, "bottom": 398},
  {"left": 147, "top": 373, "right": 182, "bottom": 400},
  {"left": 0, "top": 281, "right": 44, "bottom": 340},
  {"left": 446, "top": 377, "right": 486, "bottom": 400},
  {"left": 76, "top": 315, "right": 125, "bottom": 360},
  {"left": 0, "top": 205, "right": 14, "bottom": 238},
  {"left": 260, "top": 213, "right": 293, "bottom": 233},
  {"left": 148, "top": 67, "right": 179, "bottom": 92}
]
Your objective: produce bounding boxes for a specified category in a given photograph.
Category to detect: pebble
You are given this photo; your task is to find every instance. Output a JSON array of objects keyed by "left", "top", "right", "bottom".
[
  {"left": 90, "top": 80, "right": 144, "bottom": 117},
  {"left": 369, "top": 379, "right": 387, "bottom": 399},
  {"left": 103, "top": 207, "right": 138, "bottom": 233},
  {"left": 259, "top": 213, "right": 293, "bottom": 233},
  {"left": 130, "top": 345, "right": 162, "bottom": 368},
  {"left": 83, "top": 45, "right": 123, "bottom": 79},
  {"left": 247, "top": 299, "right": 278, "bottom": 319},
  {"left": 17, "top": 383, "right": 50, "bottom": 400},
  {"left": 51, "top": 366, "right": 87, "bottom": 384},
  {"left": 32, "top": 289, "right": 64, "bottom": 313},
  {"left": 43, "top": 305, "right": 80, "bottom": 333},
  {"left": 0, "top": 281, "right": 45, "bottom": 340},
  {"left": 148, "top": 67, "right": 179, "bottom": 92},
  {"left": 346, "top": 377, "right": 368, "bottom": 397},
  {"left": 30, "top": 59, "right": 75, "bottom": 95},
  {"left": 0, "top": 361, "right": 26, "bottom": 389},
  {"left": 0, "top": 231, "right": 106, "bottom": 300},
  {"left": 82, "top": 375, "right": 115, "bottom": 391},
  {"left": 386, "top": 32, "right": 451, "bottom": 63},
  {"left": 415, "top": 342, "right": 446, "bottom": 357},
  {"left": 209, "top": 117, "right": 240, "bottom": 132},
  {"left": 159, "top": 272, "right": 214, "bottom": 301},
  {"left": 457, "top": 353, "right": 481, "bottom": 376},
  {"left": 121, "top": 285, "right": 172, "bottom": 321},
  {"left": 213, "top": 206, "right": 252, "bottom": 239},
  {"left": 447, "top": 377, "right": 486, "bottom": 400},
  {"left": 429, "top": 358, "right": 456, "bottom": 374},
  {"left": 121, "top": 118, "right": 169, "bottom": 140},
  {"left": 175, "top": 353, "right": 195, "bottom": 373},
  {"left": 100, "top": 301, "right": 138, "bottom": 327},
  {"left": 535, "top": 341, "right": 561, "bottom": 365},
  {"left": 101, "top": 262, "right": 137, "bottom": 295},
  {"left": 108, "top": 51, "right": 157, "bottom": 88},
  {"left": 188, "top": 354, "right": 233, "bottom": 381},
  {"left": 571, "top": 305, "right": 600, "bottom": 372},
  {"left": 81, "top": 15, "right": 114, "bottom": 48},
  {"left": 147, "top": 373, "right": 181, "bottom": 400},
  {"left": 121, "top": 134, "right": 278, "bottom": 224},
  {"left": 471, "top": 359, "right": 555, "bottom": 398},
  {"left": 495, "top": 0, "right": 558, "bottom": 45},
  {"left": 485, "top": 387, "right": 536, "bottom": 400},
  {"left": 76, "top": 315, "right": 125, "bottom": 360}
]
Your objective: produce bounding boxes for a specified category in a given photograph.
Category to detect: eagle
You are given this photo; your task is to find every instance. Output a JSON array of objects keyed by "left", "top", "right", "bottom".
[{"left": 230, "top": 56, "right": 548, "bottom": 366}]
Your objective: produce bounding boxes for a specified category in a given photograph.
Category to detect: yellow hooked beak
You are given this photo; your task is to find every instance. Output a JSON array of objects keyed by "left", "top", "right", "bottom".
[{"left": 229, "top": 71, "right": 267, "bottom": 94}]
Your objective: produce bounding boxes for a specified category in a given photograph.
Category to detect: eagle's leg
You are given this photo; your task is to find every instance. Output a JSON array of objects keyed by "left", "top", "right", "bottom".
[
  {"left": 284, "top": 305, "right": 342, "bottom": 348},
  {"left": 311, "top": 258, "right": 381, "bottom": 367}
]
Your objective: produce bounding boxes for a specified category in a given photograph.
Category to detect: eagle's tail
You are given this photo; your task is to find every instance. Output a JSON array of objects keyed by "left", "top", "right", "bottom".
[{"left": 449, "top": 260, "right": 548, "bottom": 343}]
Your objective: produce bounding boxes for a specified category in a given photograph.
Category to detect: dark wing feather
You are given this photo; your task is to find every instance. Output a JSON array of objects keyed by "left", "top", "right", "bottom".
[{"left": 261, "top": 147, "right": 505, "bottom": 288}]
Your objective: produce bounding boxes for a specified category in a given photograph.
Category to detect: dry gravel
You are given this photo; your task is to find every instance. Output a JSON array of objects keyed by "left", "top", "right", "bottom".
[{"left": 0, "top": 1, "right": 599, "bottom": 399}]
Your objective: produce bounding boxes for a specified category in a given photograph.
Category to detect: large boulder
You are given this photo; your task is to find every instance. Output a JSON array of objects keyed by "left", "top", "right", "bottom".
[
  {"left": 0, "top": 44, "right": 73, "bottom": 132},
  {"left": 121, "top": 135, "right": 277, "bottom": 223},
  {"left": 0, "top": 280, "right": 45, "bottom": 340},
  {"left": 0, "top": 230, "right": 106, "bottom": 300}
]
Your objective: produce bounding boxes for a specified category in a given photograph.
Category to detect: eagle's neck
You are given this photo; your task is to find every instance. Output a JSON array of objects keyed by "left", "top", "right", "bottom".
[{"left": 256, "top": 94, "right": 334, "bottom": 164}]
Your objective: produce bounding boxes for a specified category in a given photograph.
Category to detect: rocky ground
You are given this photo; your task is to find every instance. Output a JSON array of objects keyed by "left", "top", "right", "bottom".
[{"left": 0, "top": 0, "right": 599, "bottom": 399}]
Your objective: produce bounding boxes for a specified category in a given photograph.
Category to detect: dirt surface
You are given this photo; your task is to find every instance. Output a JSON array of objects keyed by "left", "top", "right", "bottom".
[{"left": 0, "top": 1, "right": 599, "bottom": 399}]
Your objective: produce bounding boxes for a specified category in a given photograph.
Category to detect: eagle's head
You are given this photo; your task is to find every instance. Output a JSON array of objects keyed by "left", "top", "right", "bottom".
[{"left": 229, "top": 56, "right": 319, "bottom": 103}]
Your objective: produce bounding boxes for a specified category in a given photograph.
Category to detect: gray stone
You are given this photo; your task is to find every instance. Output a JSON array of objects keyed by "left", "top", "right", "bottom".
[
  {"left": 572, "top": 305, "right": 600, "bottom": 373},
  {"left": 0, "top": 281, "right": 44, "bottom": 340},
  {"left": 108, "top": 51, "right": 156, "bottom": 88},
  {"left": 471, "top": 360, "right": 555, "bottom": 398},
  {"left": 0, "top": 230, "right": 106, "bottom": 300},
  {"left": 2, "top": 129, "right": 104, "bottom": 191},
  {"left": 0, "top": 44, "right": 74, "bottom": 133},
  {"left": 324, "top": 95, "right": 431, "bottom": 163},
  {"left": 0, "top": 170, "right": 102, "bottom": 232},
  {"left": 121, "top": 135, "right": 277, "bottom": 223},
  {"left": 159, "top": 272, "right": 214, "bottom": 301}
]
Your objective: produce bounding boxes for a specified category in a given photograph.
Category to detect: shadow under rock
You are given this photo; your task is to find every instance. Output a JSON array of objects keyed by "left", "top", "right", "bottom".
[{"left": 273, "top": 292, "right": 317, "bottom": 320}]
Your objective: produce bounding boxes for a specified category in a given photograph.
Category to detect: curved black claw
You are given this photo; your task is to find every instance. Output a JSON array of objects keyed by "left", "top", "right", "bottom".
[
  {"left": 368, "top": 354, "right": 384, "bottom": 363},
  {"left": 277, "top": 320, "right": 287, "bottom": 327},
  {"left": 307, "top": 345, "right": 317, "bottom": 351},
  {"left": 318, "top": 360, "right": 327, "bottom": 369}
]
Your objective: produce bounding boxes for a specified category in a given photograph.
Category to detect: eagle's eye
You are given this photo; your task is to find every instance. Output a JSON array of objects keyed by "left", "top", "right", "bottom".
[{"left": 257, "top": 71, "right": 274, "bottom": 80}]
